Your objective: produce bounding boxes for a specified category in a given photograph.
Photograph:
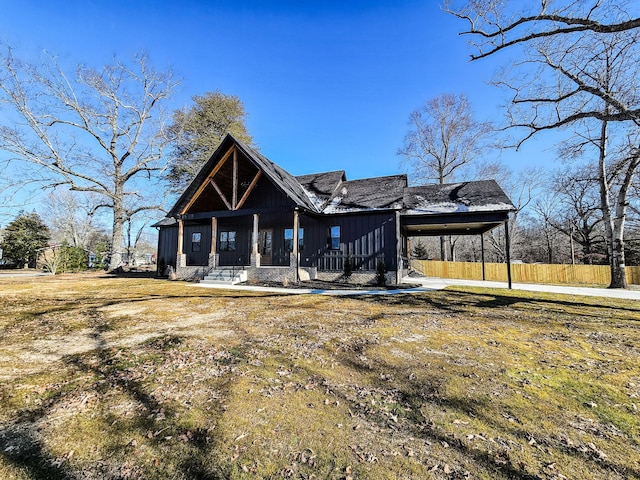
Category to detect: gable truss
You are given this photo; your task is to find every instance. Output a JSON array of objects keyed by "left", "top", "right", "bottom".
[{"left": 180, "top": 145, "right": 262, "bottom": 215}]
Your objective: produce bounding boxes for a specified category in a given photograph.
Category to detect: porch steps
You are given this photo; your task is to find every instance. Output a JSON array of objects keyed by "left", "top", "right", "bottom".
[{"left": 201, "top": 268, "right": 247, "bottom": 285}]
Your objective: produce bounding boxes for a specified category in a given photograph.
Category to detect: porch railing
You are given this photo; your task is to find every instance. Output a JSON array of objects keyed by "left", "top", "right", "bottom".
[{"left": 318, "top": 252, "right": 384, "bottom": 271}]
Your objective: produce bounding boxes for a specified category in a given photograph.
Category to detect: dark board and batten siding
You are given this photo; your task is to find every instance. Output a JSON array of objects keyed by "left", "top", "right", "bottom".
[
  {"left": 156, "top": 226, "right": 178, "bottom": 273},
  {"left": 184, "top": 222, "right": 212, "bottom": 266},
  {"left": 300, "top": 212, "right": 398, "bottom": 272}
]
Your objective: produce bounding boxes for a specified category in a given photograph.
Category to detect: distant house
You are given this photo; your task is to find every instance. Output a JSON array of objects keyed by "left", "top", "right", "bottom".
[{"left": 154, "top": 134, "right": 515, "bottom": 285}]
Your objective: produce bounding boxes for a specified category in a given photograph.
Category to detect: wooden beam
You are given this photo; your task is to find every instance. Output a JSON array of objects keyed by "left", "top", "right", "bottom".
[
  {"left": 180, "top": 145, "right": 235, "bottom": 214},
  {"left": 232, "top": 148, "right": 238, "bottom": 209},
  {"left": 210, "top": 178, "right": 232, "bottom": 210},
  {"left": 211, "top": 217, "right": 217, "bottom": 256},
  {"left": 235, "top": 170, "right": 262, "bottom": 210},
  {"left": 177, "top": 219, "right": 184, "bottom": 255}
]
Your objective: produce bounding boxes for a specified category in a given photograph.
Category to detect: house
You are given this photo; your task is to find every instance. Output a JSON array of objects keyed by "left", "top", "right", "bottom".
[{"left": 154, "top": 134, "right": 515, "bottom": 285}]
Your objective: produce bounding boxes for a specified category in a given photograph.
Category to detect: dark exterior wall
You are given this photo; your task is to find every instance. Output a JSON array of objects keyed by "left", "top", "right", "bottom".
[
  {"left": 217, "top": 216, "right": 253, "bottom": 266},
  {"left": 216, "top": 211, "right": 297, "bottom": 267},
  {"left": 241, "top": 177, "right": 297, "bottom": 210},
  {"left": 299, "top": 212, "right": 397, "bottom": 271},
  {"left": 184, "top": 222, "right": 212, "bottom": 266},
  {"left": 157, "top": 226, "right": 178, "bottom": 273}
]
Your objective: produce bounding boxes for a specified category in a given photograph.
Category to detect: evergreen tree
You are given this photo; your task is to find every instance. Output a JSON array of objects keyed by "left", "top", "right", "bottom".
[
  {"left": 412, "top": 240, "right": 429, "bottom": 260},
  {"left": 1, "top": 212, "right": 50, "bottom": 268},
  {"left": 167, "top": 91, "right": 253, "bottom": 192}
]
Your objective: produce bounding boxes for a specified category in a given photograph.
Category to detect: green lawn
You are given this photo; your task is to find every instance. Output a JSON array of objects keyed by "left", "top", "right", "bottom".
[{"left": 0, "top": 272, "right": 639, "bottom": 479}]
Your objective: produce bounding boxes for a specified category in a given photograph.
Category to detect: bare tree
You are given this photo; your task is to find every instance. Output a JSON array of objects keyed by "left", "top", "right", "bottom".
[
  {"left": 398, "top": 93, "right": 492, "bottom": 184},
  {"left": 398, "top": 93, "right": 493, "bottom": 260},
  {"left": 0, "top": 47, "right": 179, "bottom": 271},
  {"left": 42, "top": 189, "right": 102, "bottom": 249},
  {"left": 444, "top": 1, "right": 640, "bottom": 287}
]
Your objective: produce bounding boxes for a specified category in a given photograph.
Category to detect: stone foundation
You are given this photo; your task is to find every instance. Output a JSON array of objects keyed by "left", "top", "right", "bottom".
[
  {"left": 315, "top": 271, "right": 397, "bottom": 286},
  {"left": 172, "top": 263, "right": 397, "bottom": 286}
]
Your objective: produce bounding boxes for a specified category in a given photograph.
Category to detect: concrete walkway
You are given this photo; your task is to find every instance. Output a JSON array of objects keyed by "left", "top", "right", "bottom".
[{"left": 192, "top": 276, "right": 640, "bottom": 300}]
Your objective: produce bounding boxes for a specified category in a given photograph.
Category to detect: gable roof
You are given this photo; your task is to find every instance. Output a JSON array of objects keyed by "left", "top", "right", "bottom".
[
  {"left": 403, "top": 180, "right": 514, "bottom": 215},
  {"left": 165, "top": 134, "right": 514, "bottom": 220},
  {"left": 168, "top": 134, "right": 320, "bottom": 216}
]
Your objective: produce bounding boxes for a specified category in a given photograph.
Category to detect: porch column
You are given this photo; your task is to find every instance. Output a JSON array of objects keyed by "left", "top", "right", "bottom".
[
  {"left": 292, "top": 209, "right": 300, "bottom": 281},
  {"left": 251, "top": 213, "right": 260, "bottom": 267},
  {"left": 395, "top": 211, "right": 402, "bottom": 285},
  {"left": 176, "top": 218, "right": 186, "bottom": 268},
  {"left": 505, "top": 219, "right": 512, "bottom": 289},
  {"left": 209, "top": 217, "right": 218, "bottom": 268}
]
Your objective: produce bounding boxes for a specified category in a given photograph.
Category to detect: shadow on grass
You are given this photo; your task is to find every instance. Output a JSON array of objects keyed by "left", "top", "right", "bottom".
[
  {"left": 0, "top": 314, "right": 237, "bottom": 479},
  {"left": 355, "top": 288, "right": 640, "bottom": 320},
  {"left": 324, "top": 336, "right": 640, "bottom": 480}
]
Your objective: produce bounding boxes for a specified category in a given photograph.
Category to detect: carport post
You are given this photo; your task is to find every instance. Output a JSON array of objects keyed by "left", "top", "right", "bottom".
[
  {"left": 505, "top": 218, "right": 512, "bottom": 289},
  {"left": 480, "top": 233, "right": 486, "bottom": 281}
]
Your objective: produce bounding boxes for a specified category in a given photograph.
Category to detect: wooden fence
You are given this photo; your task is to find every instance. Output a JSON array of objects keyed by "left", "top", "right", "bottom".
[{"left": 411, "top": 259, "right": 640, "bottom": 286}]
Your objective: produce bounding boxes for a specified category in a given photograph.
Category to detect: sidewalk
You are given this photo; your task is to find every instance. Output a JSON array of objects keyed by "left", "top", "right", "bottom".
[{"left": 193, "top": 276, "right": 640, "bottom": 300}]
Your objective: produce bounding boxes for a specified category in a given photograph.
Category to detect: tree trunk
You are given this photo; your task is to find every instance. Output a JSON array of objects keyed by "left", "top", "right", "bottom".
[
  {"left": 109, "top": 185, "right": 125, "bottom": 271},
  {"left": 597, "top": 119, "right": 628, "bottom": 289}
]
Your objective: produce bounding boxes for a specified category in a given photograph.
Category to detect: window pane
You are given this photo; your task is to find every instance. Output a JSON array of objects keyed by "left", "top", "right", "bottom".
[
  {"left": 220, "top": 231, "right": 236, "bottom": 252},
  {"left": 192, "top": 232, "right": 201, "bottom": 252},
  {"left": 330, "top": 226, "right": 340, "bottom": 250}
]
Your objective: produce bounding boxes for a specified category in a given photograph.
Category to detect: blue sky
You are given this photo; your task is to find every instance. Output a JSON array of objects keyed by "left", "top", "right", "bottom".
[{"left": 0, "top": 0, "right": 556, "bottom": 225}]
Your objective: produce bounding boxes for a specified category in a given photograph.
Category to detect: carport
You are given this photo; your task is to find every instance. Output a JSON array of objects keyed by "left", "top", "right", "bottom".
[{"left": 400, "top": 180, "right": 516, "bottom": 288}]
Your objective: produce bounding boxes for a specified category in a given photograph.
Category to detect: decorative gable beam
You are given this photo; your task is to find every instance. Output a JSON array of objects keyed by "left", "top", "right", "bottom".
[
  {"left": 209, "top": 178, "right": 232, "bottom": 210},
  {"left": 236, "top": 170, "right": 262, "bottom": 210},
  {"left": 180, "top": 146, "right": 236, "bottom": 214}
]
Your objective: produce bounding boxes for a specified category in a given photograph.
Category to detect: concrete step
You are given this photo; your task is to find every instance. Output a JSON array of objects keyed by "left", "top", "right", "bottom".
[{"left": 201, "top": 268, "right": 247, "bottom": 285}]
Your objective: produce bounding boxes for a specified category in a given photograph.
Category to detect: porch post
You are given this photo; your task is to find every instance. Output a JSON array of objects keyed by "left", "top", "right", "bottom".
[
  {"left": 251, "top": 213, "right": 260, "bottom": 267},
  {"left": 480, "top": 233, "right": 486, "bottom": 281},
  {"left": 396, "top": 211, "right": 402, "bottom": 285},
  {"left": 176, "top": 218, "right": 186, "bottom": 268},
  {"left": 292, "top": 209, "right": 300, "bottom": 282},
  {"left": 505, "top": 218, "right": 512, "bottom": 289},
  {"left": 209, "top": 217, "right": 218, "bottom": 268}
]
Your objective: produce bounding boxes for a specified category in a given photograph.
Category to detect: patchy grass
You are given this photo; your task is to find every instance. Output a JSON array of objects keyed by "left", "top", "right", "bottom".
[{"left": 0, "top": 273, "right": 639, "bottom": 479}]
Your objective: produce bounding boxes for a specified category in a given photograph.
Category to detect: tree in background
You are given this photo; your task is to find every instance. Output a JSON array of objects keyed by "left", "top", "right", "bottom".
[
  {"left": 0, "top": 212, "right": 50, "bottom": 268},
  {"left": 167, "top": 91, "right": 253, "bottom": 193},
  {"left": 0, "top": 48, "right": 179, "bottom": 271},
  {"left": 445, "top": 0, "right": 640, "bottom": 287},
  {"left": 42, "top": 189, "right": 106, "bottom": 250},
  {"left": 411, "top": 240, "right": 429, "bottom": 260},
  {"left": 398, "top": 93, "right": 493, "bottom": 260},
  {"left": 398, "top": 93, "right": 492, "bottom": 185}
]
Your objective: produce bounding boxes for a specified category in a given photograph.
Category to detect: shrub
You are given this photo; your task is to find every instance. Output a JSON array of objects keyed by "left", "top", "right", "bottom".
[
  {"left": 343, "top": 255, "right": 352, "bottom": 279},
  {"left": 376, "top": 260, "right": 386, "bottom": 286}
]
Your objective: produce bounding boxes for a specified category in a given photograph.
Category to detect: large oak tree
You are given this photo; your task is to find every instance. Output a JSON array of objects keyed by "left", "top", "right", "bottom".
[{"left": 0, "top": 48, "right": 179, "bottom": 271}]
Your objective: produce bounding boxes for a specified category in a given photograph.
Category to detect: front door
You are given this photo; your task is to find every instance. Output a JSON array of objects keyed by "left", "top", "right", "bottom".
[{"left": 258, "top": 229, "right": 272, "bottom": 265}]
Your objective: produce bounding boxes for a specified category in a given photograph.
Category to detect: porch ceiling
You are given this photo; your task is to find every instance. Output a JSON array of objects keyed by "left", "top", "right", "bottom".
[{"left": 401, "top": 211, "right": 509, "bottom": 237}]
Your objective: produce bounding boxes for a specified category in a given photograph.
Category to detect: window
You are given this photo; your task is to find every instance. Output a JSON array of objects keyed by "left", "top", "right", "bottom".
[
  {"left": 220, "top": 231, "right": 236, "bottom": 251},
  {"left": 191, "top": 232, "right": 201, "bottom": 252},
  {"left": 329, "top": 225, "right": 340, "bottom": 250},
  {"left": 284, "top": 228, "right": 304, "bottom": 252}
]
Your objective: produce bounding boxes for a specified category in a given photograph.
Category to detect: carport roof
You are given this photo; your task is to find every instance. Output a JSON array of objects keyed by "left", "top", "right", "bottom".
[{"left": 401, "top": 180, "right": 515, "bottom": 236}]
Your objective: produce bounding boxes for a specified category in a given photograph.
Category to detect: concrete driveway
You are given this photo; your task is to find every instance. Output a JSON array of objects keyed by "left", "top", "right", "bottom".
[{"left": 406, "top": 276, "right": 640, "bottom": 301}]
